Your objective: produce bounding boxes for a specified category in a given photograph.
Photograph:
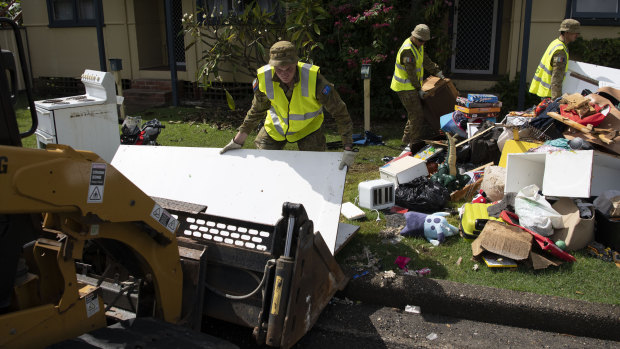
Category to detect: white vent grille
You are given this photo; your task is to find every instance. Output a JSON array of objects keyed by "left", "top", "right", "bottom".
[
  {"left": 173, "top": 214, "right": 272, "bottom": 252},
  {"left": 358, "top": 179, "right": 396, "bottom": 210}
]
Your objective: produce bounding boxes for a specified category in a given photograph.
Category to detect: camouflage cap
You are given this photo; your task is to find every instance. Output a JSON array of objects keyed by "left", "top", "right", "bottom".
[
  {"left": 559, "top": 19, "right": 580, "bottom": 33},
  {"left": 411, "top": 24, "right": 431, "bottom": 41},
  {"left": 269, "top": 41, "right": 299, "bottom": 67}
]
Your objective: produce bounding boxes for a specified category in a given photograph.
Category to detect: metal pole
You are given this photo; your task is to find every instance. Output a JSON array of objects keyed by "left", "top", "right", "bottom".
[
  {"left": 95, "top": 0, "right": 106, "bottom": 72},
  {"left": 164, "top": 0, "right": 179, "bottom": 106},
  {"left": 518, "top": 0, "right": 532, "bottom": 110},
  {"left": 364, "top": 79, "right": 371, "bottom": 131}
]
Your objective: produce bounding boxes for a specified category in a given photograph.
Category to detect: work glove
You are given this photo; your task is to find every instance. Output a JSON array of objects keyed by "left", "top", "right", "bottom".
[
  {"left": 220, "top": 139, "right": 243, "bottom": 154},
  {"left": 418, "top": 90, "right": 427, "bottom": 99},
  {"left": 338, "top": 150, "right": 357, "bottom": 170},
  {"left": 437, "top": 71, "right": 445, "bottom": 79}
]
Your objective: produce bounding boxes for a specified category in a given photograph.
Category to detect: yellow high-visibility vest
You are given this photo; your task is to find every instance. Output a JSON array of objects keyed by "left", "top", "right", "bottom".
[
  {"left": 529, "top": 38, "right": 569, "bottom": 98},
  {"left": 390, "top": 38, "right": 424, "bottom": 91},
  {"left": 257, "top": 62, "right": 324, "bottom": 142}
]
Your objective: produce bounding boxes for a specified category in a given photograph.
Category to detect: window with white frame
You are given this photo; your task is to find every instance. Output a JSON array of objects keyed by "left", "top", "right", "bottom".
[
  {"left": 47, "top": 0, "right": 99, "bottom": 27},
  {"left": 567, "top": 0, "right": 620, "bottom": 25}
]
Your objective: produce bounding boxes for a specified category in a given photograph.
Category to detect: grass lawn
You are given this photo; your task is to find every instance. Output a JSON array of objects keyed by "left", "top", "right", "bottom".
[{"left": 15, "top": 95, "right": 620, "bottom": 306}]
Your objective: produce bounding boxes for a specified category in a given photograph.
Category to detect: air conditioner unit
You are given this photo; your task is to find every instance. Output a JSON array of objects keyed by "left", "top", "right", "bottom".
[{"left": 358, "top": 179, "right": 395, "bottom": 210}]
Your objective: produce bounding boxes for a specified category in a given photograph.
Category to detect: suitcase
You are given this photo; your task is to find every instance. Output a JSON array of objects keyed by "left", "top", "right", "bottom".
[{"left": 460, "top": 203, "right": 498, "bottom": 242}]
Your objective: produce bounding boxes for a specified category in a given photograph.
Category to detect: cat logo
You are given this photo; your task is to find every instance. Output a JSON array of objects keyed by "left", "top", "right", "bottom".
[{"left": 0, "top": 156, "right": 7, "bottom": 174}]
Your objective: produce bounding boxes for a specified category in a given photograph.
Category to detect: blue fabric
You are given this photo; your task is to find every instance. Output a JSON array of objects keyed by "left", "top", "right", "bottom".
[
  {"left": 352, "top": 131, "right": 385, "bottom": 146},
  {"left": 544, "top": 138, "right": 571, "bottom": 149}
]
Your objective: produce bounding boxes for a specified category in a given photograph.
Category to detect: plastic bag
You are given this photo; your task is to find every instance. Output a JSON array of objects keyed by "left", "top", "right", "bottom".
[
  {"left": 514, "top": 184, "right": 563, "bottom": 236},
  {"left": 395, "top": 176, "right": 451, "bottom": 213}
]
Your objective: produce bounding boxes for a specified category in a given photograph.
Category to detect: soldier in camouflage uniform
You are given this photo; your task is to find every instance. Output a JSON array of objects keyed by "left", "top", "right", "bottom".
[
  {"left": 391, "top": 24, "right": 444, "bottom": 154},
  {"left": 529, "top": 19, "right": 581, "bottom": 100},
  {"left": 220, "top": 41, "right": 356, "bottom": 170}
]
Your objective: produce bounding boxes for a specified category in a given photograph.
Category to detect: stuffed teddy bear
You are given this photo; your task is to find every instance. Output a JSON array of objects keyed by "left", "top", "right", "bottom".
[{"left": 400, "top": 211, "right": 459, "bottom": 246}]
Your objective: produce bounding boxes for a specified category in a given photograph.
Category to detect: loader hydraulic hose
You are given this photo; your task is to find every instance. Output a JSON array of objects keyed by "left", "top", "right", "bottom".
[{"left": 205, "top": 259, "right": 276, "bottom": 300}]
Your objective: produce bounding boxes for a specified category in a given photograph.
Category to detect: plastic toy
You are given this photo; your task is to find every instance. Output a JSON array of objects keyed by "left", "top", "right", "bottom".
[
  {"left": 400, "top": 211, "right": 459, "bottom": 246},
  {"left": 472, "top": 189, "right": 488, "bottom": 203}
]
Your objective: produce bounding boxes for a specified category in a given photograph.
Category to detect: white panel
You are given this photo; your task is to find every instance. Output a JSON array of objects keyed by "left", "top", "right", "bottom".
[
  {"left": 111, "top": 146, "right": 346, "bottom": 254},
  {"left": 504, "top": 152, "right": 546, "bottom": 194},
  {"left": 563, "top": 60, "right": 620, "bottom": 95},
  {"left": 543, "top": 151, "right": 593, "bottom": 198},
  {"left": 505, "top": 150, "right": 620, "bottom": 198}
]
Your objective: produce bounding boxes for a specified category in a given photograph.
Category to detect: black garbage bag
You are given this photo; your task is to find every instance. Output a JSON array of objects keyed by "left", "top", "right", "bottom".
[{"left": 395, "top": 176, "right": 451, "bottom": 213}]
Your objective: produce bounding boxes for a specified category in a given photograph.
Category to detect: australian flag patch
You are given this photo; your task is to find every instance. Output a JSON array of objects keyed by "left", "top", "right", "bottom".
[
  {"left": 321, "top": 85, "right": 331, "bottom": 96},
  {"left": 252, "top": 78, "right": 259, "bottom": 92}
]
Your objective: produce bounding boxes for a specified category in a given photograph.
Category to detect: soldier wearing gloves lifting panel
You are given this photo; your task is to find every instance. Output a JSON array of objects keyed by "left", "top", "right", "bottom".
[
  {"left": 529, "top": 19, "right": 581, "bottom": 100},
  {"left": 391, "top": 24, "right": 444, "bottom": 154},
  {"left": 220, "top": 41, "right": 356, "bottom": 170}
]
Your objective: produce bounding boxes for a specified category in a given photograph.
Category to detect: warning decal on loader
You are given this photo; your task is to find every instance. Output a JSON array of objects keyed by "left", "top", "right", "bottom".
[
  {"left": 87, "top": 163, "right": 106, "bottom": 203},
  {"left": 85, "top": 293, "right": 100, "bottom": 318},
  {"left": 271, "top": 275, "right": 283, "bottom": 315},
  {"left": 150, "top": 203, "right": 180, "bottom": 233}
]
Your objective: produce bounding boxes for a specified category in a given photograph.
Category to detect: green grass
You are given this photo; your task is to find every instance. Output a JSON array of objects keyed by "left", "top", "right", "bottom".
[{"left": 13, "top": 95, "right": 620, "bottom": 305}]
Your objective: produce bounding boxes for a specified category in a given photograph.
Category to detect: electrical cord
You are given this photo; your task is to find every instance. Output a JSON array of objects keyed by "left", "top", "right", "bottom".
[
  {"left": 373, "top": 209, "right": 381, "bottom": 221},
  {"left": 205, "top": 259, "right": 276, "bottom": 300}
]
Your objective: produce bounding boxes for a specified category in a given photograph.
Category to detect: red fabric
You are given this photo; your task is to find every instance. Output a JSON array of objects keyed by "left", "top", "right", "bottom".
[
  {"left": 535, "top": 98, "right": 552, "bottom": 116},
  {"left": 135, "top": 131, "right": 145, "bottom": 145},
  {"left": 559, "top": 104, "right": 606, "bottom": 127},
  {"left": 395, "top": 256, "right": 411, "bottom": 271}
]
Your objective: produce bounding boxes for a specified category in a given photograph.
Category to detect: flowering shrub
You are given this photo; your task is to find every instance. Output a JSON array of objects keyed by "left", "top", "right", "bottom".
[{"left": 313, "top": 0, "right": 453, "bottom": 119}]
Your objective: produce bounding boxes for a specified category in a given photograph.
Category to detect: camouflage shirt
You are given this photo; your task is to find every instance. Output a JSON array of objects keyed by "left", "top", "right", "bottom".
[
  {"left": 238, "top": 68, "right": 353, "bottom": 147},
  {"left": 550, "top": 48, "right": 568, "bottom": 99},
  {"left": 400, "top": 36, "right": 441, "bottom": 90}
]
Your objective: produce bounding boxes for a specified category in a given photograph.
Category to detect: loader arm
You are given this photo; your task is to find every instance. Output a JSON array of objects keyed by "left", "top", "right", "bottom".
[{"left": 0, "top": 144, "right": 184, "bottom": 347}]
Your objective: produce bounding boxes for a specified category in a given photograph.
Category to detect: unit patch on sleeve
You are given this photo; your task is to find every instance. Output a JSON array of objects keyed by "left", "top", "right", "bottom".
[
  {"left": 553, "top": 56, "right": 565, "bottom": 64},
  {"left": 252, "top": 78, "right": 259, "bottom": 92},
  {"left": 321, "top": 85, "right": 331, "bottom": 96},
  {"left": 403, "top": 57, "right": 413, "bottom": 63}
]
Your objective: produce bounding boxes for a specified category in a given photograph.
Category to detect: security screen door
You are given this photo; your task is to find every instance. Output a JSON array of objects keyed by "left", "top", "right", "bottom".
[{"left": 450, "top": 0, "right": 498, "bottom": 74}]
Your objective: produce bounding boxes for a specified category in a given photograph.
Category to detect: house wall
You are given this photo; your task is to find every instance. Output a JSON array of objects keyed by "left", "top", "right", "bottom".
[
  {"left": 20, "top": 0, "right": 619, "bottom": 90},
  {"left": 510, "top": 0, "right": 619, "bottom": 82},
  {"left": 0, "top": 28, "right": 30, "bottom": 90},
  {"left": 21, "top": 0, "right": 193, "bottom": 82}
]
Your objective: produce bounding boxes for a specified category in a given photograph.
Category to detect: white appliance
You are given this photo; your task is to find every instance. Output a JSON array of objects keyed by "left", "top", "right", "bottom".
[
  {"left": 34, "top": 69, "right": 120, "bottom": 163},
  {"left": 358, "top": 179, "right": 395, "bottom": 210}
]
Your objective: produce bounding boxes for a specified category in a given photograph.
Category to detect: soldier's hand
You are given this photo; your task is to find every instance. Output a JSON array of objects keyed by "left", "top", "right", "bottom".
[
  {"left": 437, "top": 71, "right": 445, "bottom": 79},
  {"left": 339, "top": 149, "right": 357, "bottom": 170},
  {"left": 418, "top": 90, "right": 427, "bottom": 99},
  {"left": 220, "top": 139, "right": 243, "bottom": 154}
]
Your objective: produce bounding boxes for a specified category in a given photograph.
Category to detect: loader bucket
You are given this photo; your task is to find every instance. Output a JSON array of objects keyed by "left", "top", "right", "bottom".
[{"left": 166, "top": 201, "right": 348, "bottom": 348}]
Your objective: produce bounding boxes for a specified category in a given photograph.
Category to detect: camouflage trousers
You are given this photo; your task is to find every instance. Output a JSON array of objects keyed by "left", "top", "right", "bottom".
[
  {"left": 397, "top": 90, "right": 437, "bottom": 145},
  {"left": 254, "top": 125, "right": 327, "bottom": 151}
]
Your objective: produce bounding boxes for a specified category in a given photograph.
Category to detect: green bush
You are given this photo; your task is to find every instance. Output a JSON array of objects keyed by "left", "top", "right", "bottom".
[
  {"left": 568, "top": 37, "right": 620, "bottom": 69},
  {"left": 312, "top": 0, "right": 453, "bottom": 121},
  {"left": 484, "top": 72, "right": 541, "bottom": 115}
]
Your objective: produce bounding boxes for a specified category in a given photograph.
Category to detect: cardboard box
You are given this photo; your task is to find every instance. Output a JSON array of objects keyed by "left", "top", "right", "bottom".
[
  {"left": 467, "top": 93, "right": 498, "bottom": 103},
  {"left": 455, "top": 105, "right": 501, "bottom": 114},
  {"left": 456, "top": 96, "right": 502, "bottom": 109},
  {"left": 380, "top": 156, "right": 428, "bottom": 186},
  {"left": 550, "top": 197, "right": 594, "bottom": 251},
  {"left": 504, "top": 150, "right": 620, "bottom": 198},
  {"left": 421, "top": 77, "right": 459, "bottom": 130},
  {"left": 471, "top": 220, "right": 532, "bottom": 260}
]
